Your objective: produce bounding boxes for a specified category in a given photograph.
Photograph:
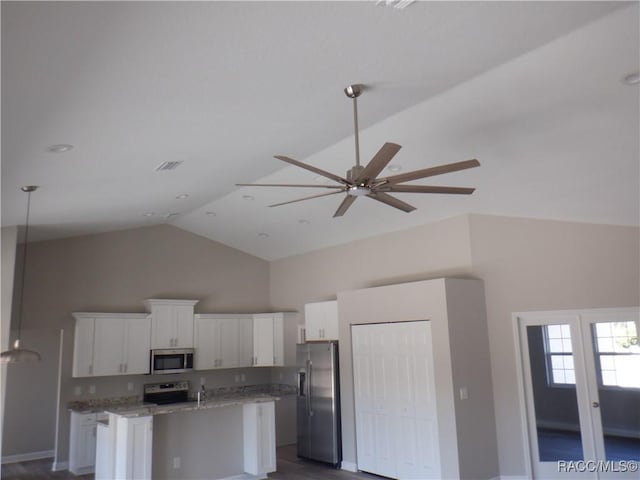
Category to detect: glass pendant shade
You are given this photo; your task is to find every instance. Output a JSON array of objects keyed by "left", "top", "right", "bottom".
[{"left": 0, "top": 339, "right": 41, "bottom": 364}]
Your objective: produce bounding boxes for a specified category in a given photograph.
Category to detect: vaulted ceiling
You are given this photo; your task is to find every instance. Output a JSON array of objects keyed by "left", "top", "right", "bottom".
[{"left": 2, "top": 1, "right": 638, "bottom": 260}]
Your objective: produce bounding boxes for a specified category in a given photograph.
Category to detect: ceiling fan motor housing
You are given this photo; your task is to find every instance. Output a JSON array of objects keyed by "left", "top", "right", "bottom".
[{"left": 346, "top": 165, "right": 365, "bottom": 183}]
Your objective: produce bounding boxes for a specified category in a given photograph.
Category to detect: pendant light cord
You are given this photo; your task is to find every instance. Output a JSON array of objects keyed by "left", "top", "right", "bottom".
[{"left": 15, "top": 189, "right": 32, "bottom": 342}]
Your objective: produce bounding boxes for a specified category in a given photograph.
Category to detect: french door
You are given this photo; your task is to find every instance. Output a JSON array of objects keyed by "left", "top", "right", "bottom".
[{"left": 516, "top": 308, "right": 640, "bottom": 479}]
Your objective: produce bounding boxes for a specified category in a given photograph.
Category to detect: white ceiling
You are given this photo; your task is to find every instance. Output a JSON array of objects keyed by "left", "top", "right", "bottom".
[{"left": 2, "top": 1, "right": 638, "bottom": 260}]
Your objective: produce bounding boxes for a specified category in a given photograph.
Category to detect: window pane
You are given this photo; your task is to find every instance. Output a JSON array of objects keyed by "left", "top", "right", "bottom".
[
  {"left": 598, "top": 337, "right": 614, "bottom": 352},
  {"left": 562, "top": 338, "right": 572, "bottom": 353},
  {"left": 596, "top": 322, "right": 612, "bottom": 338},
  {"left": 547, "top": 324, "right": 563, "bottom": 339},
  {"left": 601, "top": 370, "right": 617, "bottom": 386},
  {"left": 551, "top": 355, "right": 564, "bottom": 369},
  {"left": 564, "top": 370, "right": 576, "bottom": 384},
  {"left": 599, "top": 355, "right": 615, "bottom": 370},
  {"left": 552, "top": 369, "right": 566, "bottom": 384},
  {"left": 549, "top": 338, "right": 563, "bottom": 352},
  {"left": 561, "top": 324, "right": 571, "bottom": 338},
  {"left": 563, "top": 356, "right": 574, "bottom": 370}
]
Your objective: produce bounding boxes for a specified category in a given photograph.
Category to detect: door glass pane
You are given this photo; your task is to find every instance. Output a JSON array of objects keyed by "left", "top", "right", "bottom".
[
  {"left": 590, "top": 320, "right": 640, "bottom": 461},
  {"left": 527, "top": 325, "right": 584, "bottom": 461}
]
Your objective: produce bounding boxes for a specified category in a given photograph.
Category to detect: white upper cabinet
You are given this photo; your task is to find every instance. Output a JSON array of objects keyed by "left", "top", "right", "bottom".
[
  {"left": 194, "top": 314, "right": 254, "bottom": 370},
  {"left": 144, "top": 299, "right": 198, "bottom": 349},
  {"left": 73, "top": 315, "right": 95, "bottom": 377},
  {"left": 73, "top": 313, "right": 151, "bottom": 378},
  {"left": 253, "top": 313, "right": 289, "bottom": 366},
  {"left": 304, "top": 300, "right": 339, "bottom": 341}
]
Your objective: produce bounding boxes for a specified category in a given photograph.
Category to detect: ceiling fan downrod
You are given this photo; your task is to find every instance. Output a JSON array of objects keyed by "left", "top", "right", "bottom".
[{"left": 344, "top": 84, "right": 363, "bottom": 169}]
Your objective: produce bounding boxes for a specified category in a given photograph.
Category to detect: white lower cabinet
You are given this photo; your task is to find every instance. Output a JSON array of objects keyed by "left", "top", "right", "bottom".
[
  {"left": 69, "top": 411, "right": 108, "bottom": 475},
  {"left": 243, "top": 401, "right": 276, "bottom": 477},
  {"left": 114, "top": 415, "right": 153, "bottom": 480}
]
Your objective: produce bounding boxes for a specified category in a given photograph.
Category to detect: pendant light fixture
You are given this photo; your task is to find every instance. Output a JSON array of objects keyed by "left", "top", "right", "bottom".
[{"left": 1, "top": 186, "right": 42, "bottom": 364}]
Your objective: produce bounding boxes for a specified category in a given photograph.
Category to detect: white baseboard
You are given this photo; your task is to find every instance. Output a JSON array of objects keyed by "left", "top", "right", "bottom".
[
  {"left": 341, "top": 461, "right": 357, "bottom": 472},
  {"left": 220, "top": 474, "right": 266, "bottom": 480},
  {"left": 51, "top": 460, "right": 68, "bottom": 471},
  {"left": 497, "top": 475, "right": 528, "bottom": 480},
  {"left": 1, "top": 449, "right": 54, "bottom": 464}
]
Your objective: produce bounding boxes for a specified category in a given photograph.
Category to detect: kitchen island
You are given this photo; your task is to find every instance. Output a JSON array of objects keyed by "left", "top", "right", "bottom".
[{"left": 95, "top": 394, "right": 278, "bottom": 480}]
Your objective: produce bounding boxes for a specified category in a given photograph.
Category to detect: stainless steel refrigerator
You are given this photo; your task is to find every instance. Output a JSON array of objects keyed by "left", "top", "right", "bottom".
[{"left": 296, "top": 341, "right": 342, "bottom": 467}]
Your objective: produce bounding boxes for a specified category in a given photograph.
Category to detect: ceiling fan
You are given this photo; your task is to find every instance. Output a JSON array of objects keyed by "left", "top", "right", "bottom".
[{"left": 237, "top": 84, "right": 480, "bottom": 217}]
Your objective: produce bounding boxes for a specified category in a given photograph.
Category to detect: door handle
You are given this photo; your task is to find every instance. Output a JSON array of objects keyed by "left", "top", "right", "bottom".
[
  {"left": 307, "top": 360, "right": 313, "bottom": 416},
  {"left": 592, "top": 401, "right": 600, "bottom": 408}
]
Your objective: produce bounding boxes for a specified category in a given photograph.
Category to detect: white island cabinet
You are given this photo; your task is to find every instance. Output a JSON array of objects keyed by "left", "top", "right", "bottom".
[
  {"left": 144, "top": 299, "right": 198, "bottom": 349},
  {"left": 96, "top": 399, "right": 277, "bottom": 480}
]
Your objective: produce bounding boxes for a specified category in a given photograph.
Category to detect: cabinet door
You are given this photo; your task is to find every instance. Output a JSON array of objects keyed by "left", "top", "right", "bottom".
[
  {"left": 253, "top": 316, "right": 275, "bottom": 366},
  {"left": 69, "top": 413, "right": 98, "bottom": 474},
  {"left": 174, "top": 305, "right": 194, "bottom": 348},
  {"left": 194, "top": 317, "right": 218, "bottom": 370},
  {"left": 218, "top": 318, "right": 240, "bottom": 368},
  {"left": 124, "top": 317, "right": 151, "bottom": 375},
  {"left": 238, "top": 317, "right": 254, "bottom": 367},
  {"left": 151, "top": 307, "right": 175, "bottom": 349},
  {"left": 322, "top": 301, "right": 339, "bottom": 340},
  {"left": 73, "top": 317, "right": 95, "bottom": 377},
  {"left": 304, "top": 303, "right": 324, "bottom": 341},
  {"left": 243, "top": 402, "right": 276, "bottom": 476},
  {"left": 273, "top": 315, "right": 284, "bottom": 366},
  {"left": 93, "top": 317, "right": 126, "bottom": 376}
]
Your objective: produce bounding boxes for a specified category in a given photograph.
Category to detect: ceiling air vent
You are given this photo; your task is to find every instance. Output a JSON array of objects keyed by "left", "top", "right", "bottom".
[{"left": 155, "top": 161, "right": 183, "bottom": 171}]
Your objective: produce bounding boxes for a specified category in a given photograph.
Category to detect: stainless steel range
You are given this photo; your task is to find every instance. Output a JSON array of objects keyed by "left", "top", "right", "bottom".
[{"left": 143, "top": 381, "right": 190, "bottom": 405}]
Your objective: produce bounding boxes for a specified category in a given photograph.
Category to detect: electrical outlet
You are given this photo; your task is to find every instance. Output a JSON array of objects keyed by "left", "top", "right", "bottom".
[
  {"left": 74, "top": 386, "right": 82, "bottom": 396},
  {"left": 200, "top": 377, "right": 205, "bottom": 387},
  {"left": 240, "top": 373, "right": 246, "bottom": 382},
  {"left": 127, "top": 382, "right": 134, "bottom": 392},
  {"left": 173, "top": 457, "right": 181, "bottom": 469},
  {"left": 89, "top": 385, "right": 96, "bottom": 394},
  {"left": 234, "top": 374, "right": 240, "bottom": 382}
]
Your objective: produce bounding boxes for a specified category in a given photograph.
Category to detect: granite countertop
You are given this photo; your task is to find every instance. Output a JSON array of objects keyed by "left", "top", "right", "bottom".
[
  {"left": 68, "top": 383, "right": 295, "bottom": 415},
  {"left": 108, "top": 393, "right": 279, "bottom": 418}
]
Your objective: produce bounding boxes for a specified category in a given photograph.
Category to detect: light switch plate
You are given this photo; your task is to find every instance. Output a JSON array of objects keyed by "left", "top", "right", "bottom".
[
  {"left": 127, "top": 382, "right": 134, "bottom": 392},
  {"left": 74, "top": 386, "right": 82, "bottom": 396},
  {"left": 459, "top": 387, "right": 469, "bottom": 400},
  {"left": 89, "top": 385, "right": 96, "bottom": 394}
]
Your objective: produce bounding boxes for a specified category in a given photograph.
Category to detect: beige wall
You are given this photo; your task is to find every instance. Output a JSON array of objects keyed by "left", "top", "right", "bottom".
[
  {"left": 270, "top": 214, "right": 640, "bottom": 477},
  {"left": 1, "top": 224, "right": 271, "bottom": 462},
  {"left": 468, "top": 214, "right": 640, "bottom": 476},
  {"left": 1, "top": 226, "right": 19, "bottom": 460}
]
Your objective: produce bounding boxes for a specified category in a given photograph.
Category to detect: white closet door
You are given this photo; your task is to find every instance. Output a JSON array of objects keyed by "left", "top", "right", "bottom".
[{"left": 352, "top": 321, "right": 440, "bottom": 480}]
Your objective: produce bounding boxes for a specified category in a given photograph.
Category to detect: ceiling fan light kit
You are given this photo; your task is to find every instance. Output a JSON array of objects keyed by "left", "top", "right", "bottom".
[{"left": 237, "top": 84, "right": 479, "bottom": 217}]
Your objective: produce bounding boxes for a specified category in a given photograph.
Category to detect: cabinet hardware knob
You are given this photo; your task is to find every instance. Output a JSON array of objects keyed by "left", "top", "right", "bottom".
[{"left": 592, "top": 401, "right": 600, "bottom": 408}]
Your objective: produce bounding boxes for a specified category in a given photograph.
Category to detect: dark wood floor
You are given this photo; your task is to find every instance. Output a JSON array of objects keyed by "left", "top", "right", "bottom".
[{"left": 1, "top": 445, "right": 381, "bottom": 480}]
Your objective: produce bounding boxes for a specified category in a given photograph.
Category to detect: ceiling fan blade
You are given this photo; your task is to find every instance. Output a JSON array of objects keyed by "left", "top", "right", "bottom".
[
  {"left": 382, "top": 159, "right": 480, "bottom": 184},
  {"left": 377, "top": 185, "right": 476, "bottom": 194},
  {"left": 236, "top": 183, "right": 344, "bottom": 189},
  {"left": 366, "top": 192, "right": 416, "bottom": 213},
  {"left": 354, "top": 142, "right": 401, "bottom": 184},
  {"left": 268, "top": 189, "right": 344, "bottom": 208},
  {"left": 274, "top": 155, "right": 350, "bottom": 185},
  {"left": 333, "top": 195, "right": 357, "bottom": 217}
]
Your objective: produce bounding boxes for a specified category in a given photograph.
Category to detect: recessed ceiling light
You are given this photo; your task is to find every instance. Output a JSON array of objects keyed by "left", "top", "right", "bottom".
[
  {"left": 258, "top": 232, "right": 269, "bottom": 238},
  {"left": 46, "top": 144, "right": 73, "bottom": 153},
  {"left": 163, "top": 212, "right": 179, "bottom": 218},
  {"left": 243, "top": 195, "right": 255, "bottom": 201},
  {"left": 622, "top": 72, "right": 640, "bottom": 85},
  {"left": 205, "top": 211, "right": 216, "bottom": 216},
  {"left": 387, "top": 165, "right": 402, "bottom": 172},
  {"left": 143, "top": 212, "right": 155, "bottom": 217},
  {"left": 376, "top": 0, "right": 416, "bottom": 9},
  {"left": 175, "top": 194, "right": 189, "bottom": 200},
  {"left": 298, "top": 219, "right": 311, "bottom": 225}
]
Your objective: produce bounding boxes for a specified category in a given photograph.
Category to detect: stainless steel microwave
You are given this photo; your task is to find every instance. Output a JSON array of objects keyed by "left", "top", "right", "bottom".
[{"left": 150, "top": 348, "right": 194, "bottom": 374}]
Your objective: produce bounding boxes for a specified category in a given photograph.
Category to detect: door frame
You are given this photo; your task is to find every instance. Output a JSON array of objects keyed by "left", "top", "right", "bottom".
[{"left": 513, "top": 307, "right": 640, "bottom": 480}]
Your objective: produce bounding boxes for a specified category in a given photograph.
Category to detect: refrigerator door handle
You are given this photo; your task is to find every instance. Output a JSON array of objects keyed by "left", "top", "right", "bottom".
[
  {"left": 307, "top": 359, "right": 313, "bottom": 416},
  {"left": 297, "top": 370, "right": 306, "bottom": 397}
]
